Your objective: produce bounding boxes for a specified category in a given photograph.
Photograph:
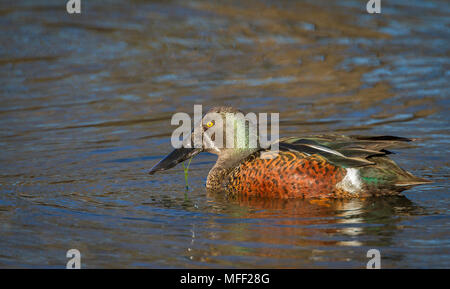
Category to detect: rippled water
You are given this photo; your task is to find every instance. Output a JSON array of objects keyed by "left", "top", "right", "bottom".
[{"left": 0, "top": 0, "right": 449, "bottom": 268}]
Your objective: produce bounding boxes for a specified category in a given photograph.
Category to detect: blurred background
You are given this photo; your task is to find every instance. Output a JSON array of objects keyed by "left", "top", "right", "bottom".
[{"left": 0, "top": 0, "right": 448, "bottom": 268}]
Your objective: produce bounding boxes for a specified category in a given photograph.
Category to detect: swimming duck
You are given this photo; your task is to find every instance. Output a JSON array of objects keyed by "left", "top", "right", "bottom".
[{"left": 149, "top": 107, "right": 430, "bottom": 199}]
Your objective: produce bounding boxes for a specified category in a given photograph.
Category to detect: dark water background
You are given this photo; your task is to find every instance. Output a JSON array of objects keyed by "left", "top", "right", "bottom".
[{"left": 0, "top": 0, "right": 449, "bottom": 268}]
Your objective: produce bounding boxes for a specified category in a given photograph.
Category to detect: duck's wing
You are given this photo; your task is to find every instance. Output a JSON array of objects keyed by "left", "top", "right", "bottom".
[{"left": 277, "top": 135, "right": 413, "bottom": 168}]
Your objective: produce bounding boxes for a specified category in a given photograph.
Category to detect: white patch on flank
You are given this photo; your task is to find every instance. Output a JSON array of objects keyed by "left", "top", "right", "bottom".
[{"left": 336, "top": 168, "right": 362, "bottom": 194}]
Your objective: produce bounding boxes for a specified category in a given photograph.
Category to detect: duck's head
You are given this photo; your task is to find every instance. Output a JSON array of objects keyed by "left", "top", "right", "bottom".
[{"left": 149, "top": 106, "right": 259, "bottom": 175}]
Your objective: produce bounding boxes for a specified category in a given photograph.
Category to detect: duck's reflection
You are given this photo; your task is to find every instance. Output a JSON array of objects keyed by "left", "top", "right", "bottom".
[
  {"left": 184, "top": 193, "right": 421, "bottom": 266},
  {"left": 209, "top": 193, "right": 419, "bottom": 246}
]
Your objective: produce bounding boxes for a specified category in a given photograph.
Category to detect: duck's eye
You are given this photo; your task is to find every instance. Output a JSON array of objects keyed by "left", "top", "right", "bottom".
[{"left": 206, "top": 121, "right": 214, "bottom": 128}]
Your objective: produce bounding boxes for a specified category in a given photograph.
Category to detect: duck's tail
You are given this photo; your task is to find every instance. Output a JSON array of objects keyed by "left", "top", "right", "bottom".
[
  {"left": 359, "top": 156, "right": 431, "bottom": 194},
  {"left": 395, "top": 178, "right": 433, "bottom": 187}
]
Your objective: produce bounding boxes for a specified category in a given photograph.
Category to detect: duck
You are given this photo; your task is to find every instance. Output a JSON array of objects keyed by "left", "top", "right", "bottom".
[{"left": 149, "top": 106, "right": 430, "bottom": 199}]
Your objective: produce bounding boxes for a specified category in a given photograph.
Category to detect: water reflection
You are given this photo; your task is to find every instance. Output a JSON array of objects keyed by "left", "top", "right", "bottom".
[{"left": 179, "top": 193, "right": 424, "bottom": 268}]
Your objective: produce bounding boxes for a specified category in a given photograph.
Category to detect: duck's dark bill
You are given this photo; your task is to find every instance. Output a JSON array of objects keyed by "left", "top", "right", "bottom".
[{"left": 148, "top": 147, "right": 202, "bottom": 175}]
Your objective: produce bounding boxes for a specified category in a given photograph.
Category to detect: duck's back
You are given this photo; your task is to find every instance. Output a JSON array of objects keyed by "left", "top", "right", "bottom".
[{"left": 225, "top": 135, "right": 430, "bottom": 199}]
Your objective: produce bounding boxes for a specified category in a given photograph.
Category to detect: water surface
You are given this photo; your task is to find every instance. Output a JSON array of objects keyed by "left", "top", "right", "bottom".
[{"left": 0, "top": 0, "right": 449, "bottom": 268}]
